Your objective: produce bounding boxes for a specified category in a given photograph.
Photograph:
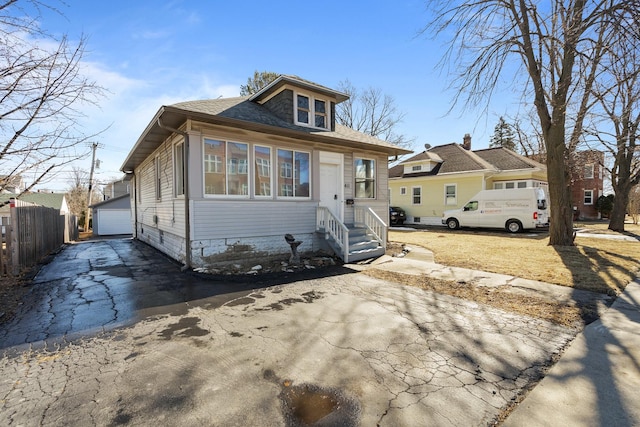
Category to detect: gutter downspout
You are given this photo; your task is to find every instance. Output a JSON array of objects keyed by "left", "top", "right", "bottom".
[
  {"left": 157, "top": 117, "right": 192, "bottom": 271},
  {"left": 131, "top": 174, "right": 138, "bottom": 239}
]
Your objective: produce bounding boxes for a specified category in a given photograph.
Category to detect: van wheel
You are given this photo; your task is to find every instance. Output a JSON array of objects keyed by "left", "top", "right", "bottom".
[
  {"left": 506, "top": 220, "right": 523, "bottom": 233},
  {"left": 446, "top": 218, "right": 459, "bottom": 230}
]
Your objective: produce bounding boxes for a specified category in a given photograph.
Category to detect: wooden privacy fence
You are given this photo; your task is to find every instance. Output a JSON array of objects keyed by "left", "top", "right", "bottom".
[{"left": 0, "top": 199, "right": 78, "bottom": 276}]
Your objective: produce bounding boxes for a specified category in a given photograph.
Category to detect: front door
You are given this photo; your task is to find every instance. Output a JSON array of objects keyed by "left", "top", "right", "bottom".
[{"left": 319, "top": 152, "right": 343, "bottom": 221}]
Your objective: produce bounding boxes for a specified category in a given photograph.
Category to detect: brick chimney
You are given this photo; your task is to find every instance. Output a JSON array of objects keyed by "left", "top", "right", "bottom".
[{"left": 462, "top": 133, "right": 472, "bottom": 150}]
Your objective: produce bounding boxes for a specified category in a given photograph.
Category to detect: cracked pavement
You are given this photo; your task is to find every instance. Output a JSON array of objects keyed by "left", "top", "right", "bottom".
[{"left": 0, "top": 238, "right": 577, "bottom": 426}]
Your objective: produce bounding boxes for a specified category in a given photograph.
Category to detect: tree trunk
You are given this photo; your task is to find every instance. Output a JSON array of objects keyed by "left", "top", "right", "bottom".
[
  {"left": 609, "top": 194, "right": 628, "bottom": 232},
  {"left": 609, "top": 178, "right": 632, "bottom": 232},
  {"left": 546, "top": 125, "right": 575, "bottom": 246}
]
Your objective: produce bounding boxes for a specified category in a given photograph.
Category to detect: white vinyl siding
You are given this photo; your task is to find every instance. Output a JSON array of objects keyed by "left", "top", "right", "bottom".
[
  {"left": 192, "top": 200, "right": 317, "bottom": 239},
  {"left": 136, "top": 137, "right": 186, "bottom": 243}
]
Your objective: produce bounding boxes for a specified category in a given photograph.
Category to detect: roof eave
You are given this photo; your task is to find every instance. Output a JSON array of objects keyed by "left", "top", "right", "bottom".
[
  {"left": 249, "top": 75, "right": 349, "bottom": 103},
  {"left": 120, "top": 106, "right": 412, "bottom": 172}
]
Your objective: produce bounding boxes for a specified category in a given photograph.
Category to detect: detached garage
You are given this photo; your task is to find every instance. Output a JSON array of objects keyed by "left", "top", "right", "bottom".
[{"left": 91, "top": 194, "right": 132, "bottom": 236}]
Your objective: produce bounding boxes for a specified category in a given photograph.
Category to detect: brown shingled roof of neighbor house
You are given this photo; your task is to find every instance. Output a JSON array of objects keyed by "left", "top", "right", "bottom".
[
  {"left": 474, "top": 147, "right": 546, "bottom": 170},
  {"left": 390, "top": 143, "right": 547, "bottom": 179}
]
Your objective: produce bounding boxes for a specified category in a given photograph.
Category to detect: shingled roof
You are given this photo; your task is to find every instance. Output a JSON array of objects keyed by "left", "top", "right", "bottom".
[
  {"left": 0, "top": 193, "right": 67, "bottom": 212},
  {"left": 474, "top": 147, "right": 545, "bottom": 170},
  {"left": 121, "top": 81, "right": 412, "bottom": 172},
  {"left": 390, "top": 144, "right": 544, "bottom": 178}
]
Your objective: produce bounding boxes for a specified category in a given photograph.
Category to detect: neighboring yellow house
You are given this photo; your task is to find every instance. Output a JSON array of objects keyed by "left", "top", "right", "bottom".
[{"left": 389, "top": 135, "right": 547, "bottom": 225}]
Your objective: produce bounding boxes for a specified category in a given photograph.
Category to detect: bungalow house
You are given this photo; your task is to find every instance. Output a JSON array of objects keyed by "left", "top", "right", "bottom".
[
  {"left": 120, "top": 75, "right": 411, "bottom": 269},
  {"left": 389, "top": 134, "right": 547, "bottom": 225}
]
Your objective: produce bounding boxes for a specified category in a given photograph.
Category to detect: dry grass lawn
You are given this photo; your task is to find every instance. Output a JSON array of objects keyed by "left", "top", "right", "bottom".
[{"left": 389, "top": 222, "right": 640, "bottom": 296}]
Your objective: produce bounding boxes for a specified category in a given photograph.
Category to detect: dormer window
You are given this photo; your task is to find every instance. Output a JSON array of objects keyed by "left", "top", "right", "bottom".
[{"left": 295, "top": 93, "right": 328, "bottom": 129}]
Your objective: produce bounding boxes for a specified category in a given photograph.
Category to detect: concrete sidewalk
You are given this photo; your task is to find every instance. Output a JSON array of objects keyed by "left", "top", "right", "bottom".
[
  {"left": 503, "top": 279, "right": 640, "bottom": 426},
  {"left": 364, "top": 246, "right": 640, "bottom": 426}
]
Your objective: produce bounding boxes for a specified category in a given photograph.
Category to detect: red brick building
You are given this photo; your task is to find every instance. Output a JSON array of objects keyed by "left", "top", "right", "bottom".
[{"left": 570, "top": 150, "right": 605, "bottom": 220}]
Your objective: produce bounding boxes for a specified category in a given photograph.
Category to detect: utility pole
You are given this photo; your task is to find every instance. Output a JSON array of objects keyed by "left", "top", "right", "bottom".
[{"left": 85, "top": 142, "right": 98, "bottom": 231}]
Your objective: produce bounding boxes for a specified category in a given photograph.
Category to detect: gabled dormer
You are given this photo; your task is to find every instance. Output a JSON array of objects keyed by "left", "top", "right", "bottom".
[
  {"left": 400, "top": 152, "right": 443, "bottom": 175},
  {"left": 249, "top": 75, "right": 348, "bottom": 131}
]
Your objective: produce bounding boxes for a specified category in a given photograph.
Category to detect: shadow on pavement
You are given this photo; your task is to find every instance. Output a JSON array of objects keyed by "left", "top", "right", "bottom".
[{"left": 0, "top": 238, "right": 357, "bottom": 352}]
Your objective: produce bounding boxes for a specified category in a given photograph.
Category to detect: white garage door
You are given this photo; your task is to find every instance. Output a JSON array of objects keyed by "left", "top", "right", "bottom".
[{"left": 97, "top": 209, "right": 132, "bottom": 235}]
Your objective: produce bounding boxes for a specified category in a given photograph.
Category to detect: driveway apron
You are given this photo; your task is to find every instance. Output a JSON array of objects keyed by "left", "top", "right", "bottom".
[
  {"left": 0, "top": 238, "right": 578, "bottom": 426},
  {"left": 0, "top": 238, "right": 289, "bottom": 351}
]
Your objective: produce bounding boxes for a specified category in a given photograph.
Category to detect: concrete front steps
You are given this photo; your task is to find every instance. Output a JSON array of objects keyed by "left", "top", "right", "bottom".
[{"left": 325, "top": 225, "right": 385, "bottom": 263}]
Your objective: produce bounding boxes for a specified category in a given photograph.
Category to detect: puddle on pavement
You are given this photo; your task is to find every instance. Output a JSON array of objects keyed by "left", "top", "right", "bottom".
[{"left": 263, "top": 369, "right": 360, "bottom": 426}]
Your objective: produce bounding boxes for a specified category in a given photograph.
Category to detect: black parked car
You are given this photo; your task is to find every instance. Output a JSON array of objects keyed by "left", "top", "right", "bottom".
[{"left": 389, "top": 206, "right": 406, "bottom": 226}]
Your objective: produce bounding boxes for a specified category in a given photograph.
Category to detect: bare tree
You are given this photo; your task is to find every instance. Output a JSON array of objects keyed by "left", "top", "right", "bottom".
[
  {"left": 423, "top": 1, "right": 638, "bottom": 245},
  {"left": 588, "top": 36, "right": 640, "bottom": 232},
  {"left": 65, "top": 166, "right": 100, "bottom": 228},
  {"left": 66, "top": 166, "right": 89, "bottom": 220},
  {"left": 0, "top": 0, "right": 105, "bottom": 194},
  {"left": 336, "top": 79, "right": 413, "bottom": 149}
]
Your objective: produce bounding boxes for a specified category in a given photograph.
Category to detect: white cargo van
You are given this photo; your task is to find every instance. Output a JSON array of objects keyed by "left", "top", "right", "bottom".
[{"left": 441, "top": 188, "right": 549, "bottom": 233}]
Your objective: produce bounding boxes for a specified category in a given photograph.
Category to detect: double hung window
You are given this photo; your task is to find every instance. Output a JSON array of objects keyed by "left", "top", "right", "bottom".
[
  {"left": 445, "top": 184, "right": 456, "bottom": 205},
  {"left": 412, "top": 187, "right": 421, "bottom": 205},
  {"left": 355, "top": 158, "right": 375, "bottom": 198},
  {"left": 584, "top": 190, "right": 594, "bottom": 205}
]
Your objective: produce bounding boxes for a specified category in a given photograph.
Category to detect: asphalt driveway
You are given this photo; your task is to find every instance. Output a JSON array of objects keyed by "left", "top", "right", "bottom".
[{"left": 0, "top": 238, "right": 576, "bottom": 426}]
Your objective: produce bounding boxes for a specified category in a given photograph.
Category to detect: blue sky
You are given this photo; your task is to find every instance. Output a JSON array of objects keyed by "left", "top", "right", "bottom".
[{"left": 31, "top": 0, "right": 516, "bottom": 191}]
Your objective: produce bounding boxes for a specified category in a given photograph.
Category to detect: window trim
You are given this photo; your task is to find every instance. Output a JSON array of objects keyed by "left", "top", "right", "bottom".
[
  {"left": 584, "top": 189, "right": 594, "bottom": 205},
  {"left": 412, "top": 186, "right": 422, "bottom": 205},
  {"left": 444, "top": 183, "right": 457, "bottom": 206},
  {"left": 354, "top": 157, "right": 376, "bottom": 199},
  {"left": 174, "top": 142, "right": 184, "bottom": 197},
  {"left": 155, "top": 155, "right": 161, "bottom": 200},
  {"left": 400, "top": 186, "right": 407, "bottom": 195},
  {"left": 584, "top": 164, "right": 595, "bottom": 179},
  {"left": 254, "top": 145, "right": 273, "bottom": 198},
  {"left": 294, "top": 91, "right": 329, "bottom": 130},
  {"left": 276, "top": 148, "right": 311, "bottom": 199},
  {"left": 202, "top": 138, "right": 250, "bottom": 198}
]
